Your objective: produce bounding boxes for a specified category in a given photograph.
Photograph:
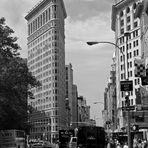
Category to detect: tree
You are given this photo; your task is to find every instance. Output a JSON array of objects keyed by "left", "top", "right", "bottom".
[{"left": 0, "top": 17, "right": 40, "bottom": 131}]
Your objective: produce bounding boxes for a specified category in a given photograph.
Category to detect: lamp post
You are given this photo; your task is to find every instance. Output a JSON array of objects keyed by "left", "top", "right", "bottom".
[
  {"left": 87, "top": 35, "right": 131, "bottom": 148},
  {"left": 124, "top": 32, "right": 131, "bottom": 148}
]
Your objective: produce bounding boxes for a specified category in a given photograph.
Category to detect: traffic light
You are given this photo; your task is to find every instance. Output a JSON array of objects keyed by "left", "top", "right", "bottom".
[
  {"left": 125, "top": 96, "right": 130, "bottom": 107},
  {"left": 132, "top": 124, "right": 139, "bottom": 131}
]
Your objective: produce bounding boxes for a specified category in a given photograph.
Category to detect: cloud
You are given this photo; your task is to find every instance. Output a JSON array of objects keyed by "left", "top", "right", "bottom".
[
  {"left": 64, "top": 0, "right": 113, "bottom": 20},
  {"left": 65, "top": 14, "right": 114, "bottom": 47}
]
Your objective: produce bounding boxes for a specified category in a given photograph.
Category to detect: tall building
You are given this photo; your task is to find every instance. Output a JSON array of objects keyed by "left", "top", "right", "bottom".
[
  {"left": 111, "top": 0, "right": 148, "bottom": 130},
  {"left": 72, "top": 84, "right": 78, "bottom": 127},
  {"left": 25, "top": 0, "right": 67, "bottom": 142},
  {"left": 65, "top": 64, "right": 78, "bottom": 128},
  {"left": 65, "top": 64, "right": 73, "bottom": 125},
  {"left": 77, "top": 96, "right": 90, "bottom": 126},
  {"left": 103, "top": 54, "right": 117, "bottom": 131}
]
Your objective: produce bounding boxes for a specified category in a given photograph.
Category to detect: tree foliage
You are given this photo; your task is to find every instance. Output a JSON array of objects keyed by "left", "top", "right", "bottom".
[{"left": 0, "top": 17, "right": 40, "bottom": 131}]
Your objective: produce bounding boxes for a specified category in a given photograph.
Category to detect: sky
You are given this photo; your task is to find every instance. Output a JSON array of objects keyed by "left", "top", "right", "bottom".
[{"left": 0, "top": 0, "right": 116, "bottom": 126}]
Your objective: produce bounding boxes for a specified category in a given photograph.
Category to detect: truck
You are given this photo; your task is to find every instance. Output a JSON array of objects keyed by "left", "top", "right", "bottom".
[{"left": 69, "top": 126, "right": 106, "bottom": 148}]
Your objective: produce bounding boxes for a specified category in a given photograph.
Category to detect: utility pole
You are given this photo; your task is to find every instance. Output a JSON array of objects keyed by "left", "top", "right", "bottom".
[
  {"left": 87, "top": 36, "right": 132, "bottom": 148},
  {"left": 125, "top": 32, "right": 131, "bottom": 148}
]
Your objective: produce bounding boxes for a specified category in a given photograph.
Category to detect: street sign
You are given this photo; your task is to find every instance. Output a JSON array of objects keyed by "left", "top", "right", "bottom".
[
  {"left": 120, "top": 81, "right": 133, "bottom": 91},
  {"left": 59, "top": 130, "right": 74, "bottom": 142},
  {"left": 141, "top": 77, "right": 148, "bottom": 85}
]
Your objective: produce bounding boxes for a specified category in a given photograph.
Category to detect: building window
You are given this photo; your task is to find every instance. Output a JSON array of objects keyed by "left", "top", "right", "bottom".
[
  {"left": 130, "top": 52, "right": 132, "bottom": 58},
  {"left": 121, "top": 65, "right": 123, "bottom": 71},
  {"left": 134, "top": 21, "right": 138, "bottom": 28},
  {"left": 121, "top": 28, "right": 124, "bottom": 34},
  {"left": 120, "top": 19, "right": 124, "bottom": 26},
  {"left": 127, "top": 25, "right": 131, "bottom": 31},
  {"left": 138, "top": 78, "right": 140, "bottom": 84},
  {"left": 128, "top": 62, "right": 130, "bottom": 68},
  {"left": 48, "top": 8, "right": 51, "bottom": 20},
  {"left": 136, "top": 49, "right": 139, "bottom": 56},
  {"left": 133, "top": 32, "right": 135, "bottom": 38},
  {"left": 53, "top": 5, "right": 57, "bottom": 11},
  {"left": 127, "top": 16, "right": 130, "bottom": 23},
  {"left": 133, "top": 41, "right": 135, "bottom": 47},
  {"left": 122, "top": 92, "right": 124, "bottom": 98},
  {"left": 128, "top": 34, "right": 131, "bottom": 40},
  {"left": 133, "top": 3, "right": 137, "bottom": 10},
  {"left": 120, "top": 11, "right": 123, "bottom": 17},
  {"left": 130, "top": 71, "right": 132, "bottom": 77},
  {"left": 40, "top": 15, "right": 43, "bottom": 26},
  {"left": 126, "top": 7, "right": 130, "bottom": 13},
  {"left": 130, "top": 61, "right": 132, "bottom": 67},
  {"left": 119, "top": 38, "right": 122, "bottom": 44},
  {"left": 134, "top": 50, "right": 136, "bottom": 56},
  {"left": 136, "top": 40, "right": 139, "bottom": 46},
  {"left": 127, "top": 53, "right": 129, "bottom": 59},
  {"left": 135, "top": 79, "right": 137, "bottom": 85},
  {"left": 122, "top": 101, "right": 124, "bottom": 107},
  {"left": 135, "top": 30, "right": 138, "bottom": 36},
  {"left": 45, "top": 10, "right": 48, "bottom": 22},
  {"left": 131, "top": 99, "right": 133, "bottom": 105},
  {"left": 129, "top": 43, "right": 131, "bottom": 49},
  {"left": 120, "top": 55, "right": 123, "bottom": 62},
  {"left": 121, "top": 73, "right": 124, "bottom": 80},
  {"left": 43, "top": 12, "right": 45, "bottom": 25},
  {"left": 56, "top": 126, "right": 58, "bottom": 131}
]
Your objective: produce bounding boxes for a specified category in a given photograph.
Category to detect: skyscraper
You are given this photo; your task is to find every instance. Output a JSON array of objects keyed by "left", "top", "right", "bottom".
[
  {"left": 25, "top": 0, "right": 67, "bottom": 142},
  {"left": 65, "top": 64, "right": 78, "bottom": 128}
]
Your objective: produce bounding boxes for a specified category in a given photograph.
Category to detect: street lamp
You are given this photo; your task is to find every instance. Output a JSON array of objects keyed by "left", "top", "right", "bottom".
[
  {"left": 87, "top": 34, "right": 132, "bottom": 148},
  {"left": 87, "top": 41, "right": 121, "bottom": 49},
  {"left": 93, "top": 101, "right": 104, "bottom": 105},
  {"left": 86, "top": 41, "right": 126, "bottom": 78}
]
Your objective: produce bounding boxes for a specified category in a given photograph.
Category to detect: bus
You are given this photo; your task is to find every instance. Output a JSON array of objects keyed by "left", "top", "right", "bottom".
[{"left": 0, "top": 129, "right": 26, "bottom": 148}]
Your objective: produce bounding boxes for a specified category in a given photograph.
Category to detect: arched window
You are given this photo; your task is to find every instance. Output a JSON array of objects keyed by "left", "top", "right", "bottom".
[
  {"left": 126, "top": 7, "right": 130, "bottom": 13},
  {"left": 120, "top": 11, "right": 123, "bottom": 17},
  {"left": 133, "top": 3, "right": 137, "bottom": 9}
]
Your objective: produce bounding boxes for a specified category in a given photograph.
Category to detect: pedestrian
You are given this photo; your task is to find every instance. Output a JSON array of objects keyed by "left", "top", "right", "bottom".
[
  {"left": 123, "top": 142, "right": 128, "bottom": 148},
  {"left": 133, "top": 138, "right": 138, "bottom": 148},
  {"left": 137, "top": 139, "right": 142, "bottom": 148},
  {"left": 116, "top": 141, "right": 121, "bottom": 148},
  {"left": 144, "top": 140, "right": 148, "bottom": 148}
]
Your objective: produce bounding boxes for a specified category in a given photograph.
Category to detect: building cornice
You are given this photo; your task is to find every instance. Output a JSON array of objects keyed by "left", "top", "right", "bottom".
[
  {"left": 111, "top": 0, "right": 135, "bottom": 31},
  {"left": 25, "top": 0, "right": 67, "bottom": 20},
  {"left": 115, "top": 0, "right": 135, "bottom": 9}
]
